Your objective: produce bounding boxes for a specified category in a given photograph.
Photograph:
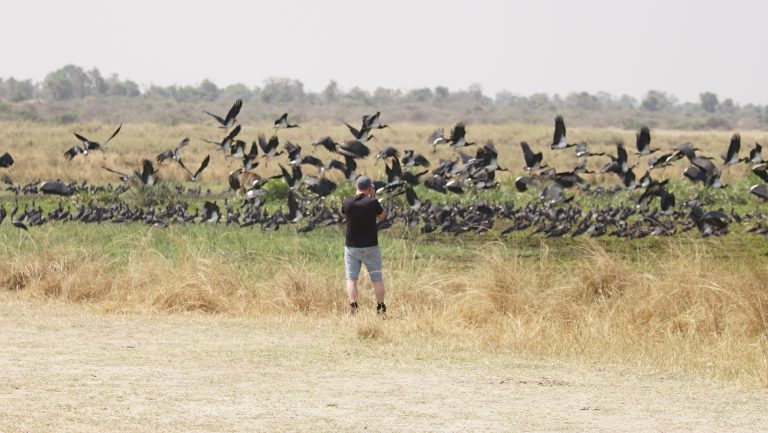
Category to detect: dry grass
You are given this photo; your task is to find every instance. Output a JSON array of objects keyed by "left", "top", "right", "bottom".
[
  {"left": 1, "top": 238, "right": 766, "bottom": 387},
  {"left": 3, "top": 121, "right": 768, "bottom": 186}
]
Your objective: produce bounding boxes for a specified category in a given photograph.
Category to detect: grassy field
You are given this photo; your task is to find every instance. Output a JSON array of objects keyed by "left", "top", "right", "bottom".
[
  {"left": 0, "top": 221, "right": 766, "bottom": 388},
  {"left": 0, "top": 121, "right": 767, "bottom": 407},
  {"left": 2, "top": 120, "right": 768, "bottom": 187}
]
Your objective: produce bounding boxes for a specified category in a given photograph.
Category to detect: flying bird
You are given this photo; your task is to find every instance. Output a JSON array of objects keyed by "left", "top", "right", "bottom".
[
  {"left": 274, "top": 113, "right": 300, "bottom": 130},
  {"left": 156, "top": 138, "right": 190, "bottom": 164},
  {"left": 551, "top": 115, "right": 575, "bottom": 149},
  {"left": 203, "top": 99, "right": 242, "bottom": 129},
  {"left": 177, "top": 155, "right": 211, "bottom": 182},
  {"left": 65, "top": 123, "right": 122, "bottom": 160},
  {"left": 0, "top": 152, "right": 14, "bottom": 168}
]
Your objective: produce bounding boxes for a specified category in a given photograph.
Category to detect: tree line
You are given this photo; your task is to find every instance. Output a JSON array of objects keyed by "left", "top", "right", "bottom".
[{"left": 0, "top": 64, "right": 766, "bottom": 130}]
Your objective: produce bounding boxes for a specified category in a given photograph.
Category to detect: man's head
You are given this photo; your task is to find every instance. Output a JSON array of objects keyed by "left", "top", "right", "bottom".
[{"left": 356, "top": 175, "right": 373, "bottom": 195}]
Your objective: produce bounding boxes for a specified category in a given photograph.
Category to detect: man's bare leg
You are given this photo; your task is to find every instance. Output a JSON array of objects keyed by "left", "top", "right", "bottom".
[
  {"left": 347, "top": 279, "right": 359, "bottom": 314},
  {"left": 373, "top": 280, "right": 385, "bottom": 304}
]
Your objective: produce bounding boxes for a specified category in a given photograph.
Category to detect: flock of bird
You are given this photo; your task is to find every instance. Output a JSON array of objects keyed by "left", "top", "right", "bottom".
[{"left": 2, "top": 99, "right": 768, "bottom": 238}]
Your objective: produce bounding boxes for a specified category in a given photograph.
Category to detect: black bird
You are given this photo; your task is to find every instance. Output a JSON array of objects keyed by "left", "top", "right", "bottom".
[
  {"left": 102, "top": 166, "right": 133, "bottom": 183},
  {"left": 429, "top": 128, "right": 448, "bottom": 152},
  {"left": 447, "top": 122, "right": 474, "bottom": 150},
  {"left": 258, "top": 134, "right": 283, "bottom": 161},
  {"left": 312, "top": 136, "right": 338, "bottom": 153},
  {"left": 65, "top": 123, "right": 122, "bottom": 160},
  {"left": 297, "top": 155, "right": 328, "bottom": 173},
  {"left": 635, "top": 127, "right": 658, "bottom": 155},
  {"left": 0, "top": 152, "right": 14, "bottom": 168},
  {"left": 135, "top": 159, "right": 158, "bottom": 185},
  {"left": 274, "top": 113, "right": 300, "bottom": 130},
  {"left": 304, "top": 176, "right": 337, "bottom": 197},
  {"left": 472, "top": 140, "right": 504, "bottom": 172},
  {"left": 551, "top": 115, "right": 575, "bottom": 149},
  {"left": 575, "top": 142, "right": 604, "bottom": 158},
  {"left": 227, "top": 140, "right": 246, "bottom": 159},
  {"left": 691, "top": 157, "right": 725, "bottom": 188},
  {"left": 647, "top": 153, "right": 674, "bottom": 170},
  {"left": 747, "top": 142, "right": 762, "bottom": 164},
  {"left": 228, "top": 168, "right": 243, "bottom": 192},
  {"left": 204, "top": 125, "right": 241, "bottom": 152},
  {"left": 279, "top": 164, "right": 303, "bottom": 190},
  {"left": 572, "top": 159, "right": 594, "bottom": 174},
  {"left": 203, "top": 99, "right": 242, "bottom": 129},
  {"left": 401, "top": 150, "right": 430, "bottom": 168},
  {"left": 286, "top": 191, "right": 302, "bottom": 223},
  {"left": 722, "top": 133, "right": 745, "bottom": 165},
  {"left": 40, "top": 180, "right": 74, "bottom": 196},
  {"left": 344, "top": 122, "right": 375, "bottom": 142},
  {"left": 520, "top": 142, "right": 547, "bottom": 171},
  {"left": 285, "top": 141, "right": 303, "bottom": 165},
  {"left": 752, "top": 163, "right": 768, "bottom": 182},
  {"left": 601, "top": 142, "right": 631, "bottom": 174},
  {"left": 666, "top": 142, "right": 704, "bottom": 164},
  {"left": 10, "top": 203, "right": 27, "bottom": 231},
  {"left": 177, "top": 155, "right": 211, "bottom": 182},
  {"left": 202, "top": 201, "right": 221, "bottom": 223},
  {"left": 405, "top": 186, "right": 421, "bottom": 210},
  {"left": 362, "top": 111, "right": 388, "bottom": 130},
  {"left": 156, "top": 138, "right": 190, "bottom": 164},
  {"left": 338, "top": 140, "right": 370, "bottom": 159},
  {"left": 375, "top": 146, "right": 400, "bottom": 163},
  {"left": 749, "top": 184, "right": 768, "bottom": 201}
]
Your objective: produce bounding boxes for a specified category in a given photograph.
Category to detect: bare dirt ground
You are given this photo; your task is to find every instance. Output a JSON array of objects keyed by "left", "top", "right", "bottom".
[{"left": 1, "top": 299, "right": 766, "bottom": 433}]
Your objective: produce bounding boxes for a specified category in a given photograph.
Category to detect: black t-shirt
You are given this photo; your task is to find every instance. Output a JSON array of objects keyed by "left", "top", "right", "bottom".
[{"left": 342, "top": 194, "right": 384, "bottom": 247}]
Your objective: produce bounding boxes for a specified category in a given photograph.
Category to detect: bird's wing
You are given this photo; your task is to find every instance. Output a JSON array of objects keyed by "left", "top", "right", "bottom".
[
  {"left": 344, "top": 122, "right": 361, "bottom": 138},
  {"left": 101, "top": 166, "right": 131, "bottom": 178},
  {"left": 103, "top": 123, "right": 122, "bottom": 146},
  {"left": 176, "top": 159, "right": 194, "bottom": 178},
  {"left": 73, "top": 133, "right": 90, "bottom": 143},
  {"left": 553, "top": 115, "right": 566, "bottom": 145},
  {"left": 225, "top": 99, "right": 243, "bottom": 123},
  {"left": 204, "top": 111, "right": 226, "bottom": 125},
  {"left": 156, "top": 150, "right": 174, "bottom": 163},
  {"left": 63, "top": 146, "right": 84, "bottom": 160},
  {"left": 257, "top": 134, "right": 268, "bottom": 152},
  {"left": 225, "top": 125, "right": 242, "bottom": 142},
  {"left": 194, "top": 155, "right": 211, "bottom": 178}
]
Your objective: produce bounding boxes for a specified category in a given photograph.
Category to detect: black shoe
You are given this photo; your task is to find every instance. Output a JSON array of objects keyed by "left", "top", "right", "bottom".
[
  {"left": 349, "top": 302, "right": 358, "bottom": 316},
  {"left": 376, "top": 302, "right": 387, "bottom": 315}
]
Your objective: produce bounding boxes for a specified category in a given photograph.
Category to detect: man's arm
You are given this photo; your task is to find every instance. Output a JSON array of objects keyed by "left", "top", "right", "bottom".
[{"left": 375, "top": 199, "right": 387, "bottom": 221}]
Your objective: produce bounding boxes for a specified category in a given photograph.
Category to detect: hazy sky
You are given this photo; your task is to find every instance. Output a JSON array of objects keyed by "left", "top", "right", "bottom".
[{"left": 3, "top": 0, "right": 767, "bottom": 103}]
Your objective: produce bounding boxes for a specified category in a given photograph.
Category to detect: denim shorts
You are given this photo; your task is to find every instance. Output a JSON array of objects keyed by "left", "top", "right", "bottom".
[{"left": 344, "top": 246, "right": 383, "bottom": 282}]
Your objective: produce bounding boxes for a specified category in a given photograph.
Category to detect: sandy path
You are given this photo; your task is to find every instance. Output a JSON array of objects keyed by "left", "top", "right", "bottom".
[{"left": 0, "top": 300, "right": 766, "bottom": 433}]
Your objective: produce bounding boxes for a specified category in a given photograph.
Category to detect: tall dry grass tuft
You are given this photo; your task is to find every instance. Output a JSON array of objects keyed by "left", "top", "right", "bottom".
[{"left": 1, "top": 239, "right": 767, "bottom": 386}]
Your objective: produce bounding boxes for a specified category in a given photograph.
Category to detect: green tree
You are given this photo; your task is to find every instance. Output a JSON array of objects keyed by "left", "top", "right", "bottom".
[
  {"left": 261, "top": 77, "right": 305, "bottom": 103},
  {"left": 197, "top": 79, "right": 220, "bottom": 101},
  {"left": 44, "top": 65, "right": 89, "bottom": 100},
  {"left": 641, "top": 90, "right": 673, "bottom": 112},
  {"left": 700, "top": 92, "right": 719, "bottom": 113},
  {"left": 87, "top": 68, "right": 108, "bottom": 96},
  {"left": 3, "top": 78, "right": 36, "bottom": 102},
  {"left": 322, "top": 80, "right": 340, "bottom": 103}
]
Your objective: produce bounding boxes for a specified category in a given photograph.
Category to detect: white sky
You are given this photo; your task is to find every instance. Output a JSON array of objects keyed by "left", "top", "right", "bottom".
[{"left": 3, "top": 0, "right": 767, "bottom": 104}]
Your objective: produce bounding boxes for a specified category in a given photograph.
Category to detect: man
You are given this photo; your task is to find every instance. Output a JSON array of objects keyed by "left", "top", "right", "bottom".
[{"left": 341, "top": 176, "right": 387, "bottom": 316}]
